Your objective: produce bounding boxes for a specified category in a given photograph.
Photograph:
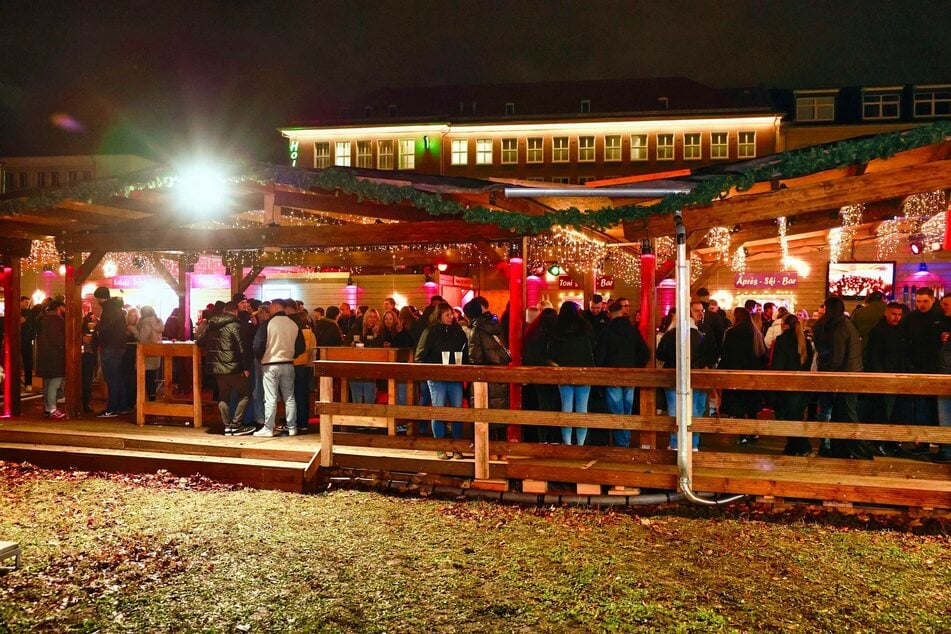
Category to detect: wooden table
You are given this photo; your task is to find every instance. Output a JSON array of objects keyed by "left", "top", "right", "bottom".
[
  {"left": 316, "top": 346, "right": 413, "bottom": 435},
  {"left": 136, "top": 342, "right": 203, "bottom": 428}
]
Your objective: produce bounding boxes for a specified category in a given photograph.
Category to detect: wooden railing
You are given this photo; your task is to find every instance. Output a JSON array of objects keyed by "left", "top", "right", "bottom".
[{"left": 314, "top": 362, "right": 951, "bottom": 483}]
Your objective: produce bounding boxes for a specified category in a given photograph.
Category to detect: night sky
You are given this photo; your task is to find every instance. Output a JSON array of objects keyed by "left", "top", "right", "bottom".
[{"left": 1, "top": 0, "right": 948, "bottom": 162}]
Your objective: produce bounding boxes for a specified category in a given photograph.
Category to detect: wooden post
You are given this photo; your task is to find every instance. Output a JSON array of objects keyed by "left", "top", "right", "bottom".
[
  {"left": 472, "top": 381, "right": 490, "bottom": 480},
  {"left": 63, "top": 254, "right": 83, "bottom": 418},
  {"left": 135, "top": 344, "right": 146, "bottom": 426},
  {"left": 191, "top": 343, "right": 202, "bottom": 425},
  {"left": 319, "top": 375, "right": 334, "bottom": 467},
  {"left": 5, "top": 258, "right": 22, "bottom": 416}
]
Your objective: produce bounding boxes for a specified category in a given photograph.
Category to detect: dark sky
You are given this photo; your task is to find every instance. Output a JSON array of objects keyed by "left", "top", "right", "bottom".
[{"left": 1, "top": 0, "right": 948, "bottom": 162}]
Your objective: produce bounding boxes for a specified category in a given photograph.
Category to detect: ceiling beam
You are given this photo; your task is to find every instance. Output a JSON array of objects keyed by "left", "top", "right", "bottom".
[
  {"left": 275, "top": 189, "right": 436, "bottom": 222},
  {"left": 624, "top": 159, "right": 951, "bottom": 238},
  {"left": 0, "top": 237, "right": 34, "bottom": 258},
  {"left": 61, "top": 220, "right": 518, "bottom": 252}
]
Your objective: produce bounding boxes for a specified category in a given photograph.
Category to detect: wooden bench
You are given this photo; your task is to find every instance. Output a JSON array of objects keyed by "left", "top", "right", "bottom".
[{"left": 0, "top": 541, "right": 21, "bottom": 572}]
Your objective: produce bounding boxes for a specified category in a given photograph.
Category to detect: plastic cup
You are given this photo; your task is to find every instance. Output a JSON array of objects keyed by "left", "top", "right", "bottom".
[{"left": 441, "top": 351, "right": 451, "bottom": 364}]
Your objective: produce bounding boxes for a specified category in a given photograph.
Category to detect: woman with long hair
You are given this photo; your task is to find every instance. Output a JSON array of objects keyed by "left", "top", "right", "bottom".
[
  {"left": 417, "top": 302, "right": 468, "bottom": 459},
  {"left": 770, "top": 313, "right": 814, "bottom": 455},
  {"left": 812, "top": 295, "right": 871, "bottom": 459},
  {"left": 349, "top": 309, "right": 382, "bottom": 405},
  {"left": 522, "top": 307, "right": 560, "bottom": 442},
  {"left": 547, "top": 301, "right": 596, "bottom": 446},
  {"left": 719, "top": 306, "right": 768, "bottom": 444}
]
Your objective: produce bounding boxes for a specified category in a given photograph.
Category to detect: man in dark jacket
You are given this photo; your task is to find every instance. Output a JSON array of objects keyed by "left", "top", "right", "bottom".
[
  {"left": 595, "top": 300, "right": 650, "bottom": 447},
  {"left": 582, "top": 293, "right": 610, "bottom": 337},
  {"left": 905, "top": 288, "right": 945, "bottom": 437},
  {"left": 199, "top": 301, "right": 254, "bottom": 436},
  {"left": 36, "top": 300, "right": 67, "bottom": 419},
  {"left": 313, "top": 306, "right": 344, "bottom": 347},
  {"left": 464, "top": 299, "right": 510, "bottom": 436},
  {"left": 93, "top": 287, "right": 128, "bottom": 417},
  {"left": 864, "top": 302, "right": 911, "bottom": 455}
]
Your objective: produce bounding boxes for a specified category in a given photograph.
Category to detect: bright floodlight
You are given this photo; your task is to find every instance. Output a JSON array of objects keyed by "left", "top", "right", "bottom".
[{"left": 174, "top": 162, "right": 228, "bottom": 213}]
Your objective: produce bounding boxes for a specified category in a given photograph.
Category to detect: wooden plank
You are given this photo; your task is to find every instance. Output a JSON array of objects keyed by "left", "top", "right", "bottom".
[
  {"left": 319, "top": 376, "right": 334, "bottom": 467},
  {"left": 61, "top": 220, "right": 519, "bottom": 252},
  {"left": 522, "top": 479, "right": 548, "bottom": 494},
  {"left": 332, "top": 415, "right": 390, "bottom": 427},
  {"left": 691, "top": 418, "right": 951, "bottom": 443},
  {"left": 472, "top": 381, "right": 490, "bottom": 480}
]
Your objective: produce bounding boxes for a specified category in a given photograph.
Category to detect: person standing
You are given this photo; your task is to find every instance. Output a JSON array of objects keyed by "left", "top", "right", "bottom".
[
  {"left": 252, "top": 299, "right": 304, "bottom": 437},
  {"left": 581, "top": 294, "right": 609, "bottom": 338},
  {"left": 291, "top": 312, "right": 317, "bottom": 433},
  {"left": 199, "top": 301, "right": 255, "bottom": 436},
  {"left": 935, "top": 295, "right": 951, "bottom": 463},
  {"left": 904, "top": 288, "right": 945, "bottom": 455},
  {"left": 770, "top": 314, "right": 814, "bottom": 456},
  {"left": 35, "top": 300, "right": 67, "bottom": 419},
  {"left": 136, "top": 306, "right": 164, "bottom": 401},
  {"left": 416, "top": 302, "right": 468, "bottom": 459},
  {"left": 464, "top": 298, "right": 511, "bottom": 440},
  {"left": 812, "top": 295, "right": 871, "bottom": 459},
  {"left": 864, "top": 302, "right": 912, "bottom": 456},
  {"left": 595, "top": 300, "right": 650, "bottom": 448},
  {"left": 93, "top": 287, "right": 128, "bottom": 417},
  {"left": 81, "top": 308, "right": 98, "bottom": 414},
  {"left": 19, "top": 296, "right": 38, "bottom": 392},
  {"left": 548, "top": 301, "right": 596, "bottom": 446}
]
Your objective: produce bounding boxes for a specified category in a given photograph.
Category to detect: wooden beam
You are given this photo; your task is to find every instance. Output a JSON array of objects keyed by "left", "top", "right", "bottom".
[
  {"left": 54, "top": 200, "right": 154, "bottom": 222},
  {"left": 62, "top": 220, "right": 519, "bottom": 252},
  {"left": 275, "top": 189, "right": 436, "bottom": 222},
  {"left": 254, "top": 249, "right": 483, "bottom": 268},
  {"left": 237, "top": 266, "right": 263, "bottom": 294},
  {"left": 146, "top": 254, "right": 183, "bottom": 296},
  {"left": 0, "top": 238, "right": 33, "bottom": 259},
  {"left": 625, "top": 159, "right": 951, "bottom": 238},
  {"left": 75, "top": 251, "right": 106, "bottom": 286}
]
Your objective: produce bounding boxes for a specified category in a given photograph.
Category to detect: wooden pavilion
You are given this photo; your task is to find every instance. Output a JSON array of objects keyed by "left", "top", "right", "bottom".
[{"left": 0, "top": 126, "right": 949, "bottom": 512}]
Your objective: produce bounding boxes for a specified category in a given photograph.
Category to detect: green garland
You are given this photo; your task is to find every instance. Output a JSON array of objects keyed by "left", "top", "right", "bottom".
[{"left": 3, "top": 121, "right": 949, "bottom": 236}]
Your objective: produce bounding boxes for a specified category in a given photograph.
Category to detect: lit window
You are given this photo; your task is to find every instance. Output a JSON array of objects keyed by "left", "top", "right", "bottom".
[
  {"left": 377, "top": 140, "right": 394, "bottom": 170},
  {"left": 630, "top": 134, "right": 648, "bottom": 161},
  {"left": 913, "top": 87, "right": 951, "bottom": 117},
  {"left": 863, "top": 92, "right": 900, "bottom": 120},
  {"left": 398, "top": 139, "right": 415, "bottom": 169},
  {"left": 710, "top": 132, "right": 729, "bottom": 159},
  {"left": 505, "top": 102, "right": 515, "bottom": 115},
  {"left": 451, "top": 139, "right": 468, "bottom": 166},
  {"left": 551, "top": 176, "right": 570, "bottom": 184},
  {"left": 656, "top": 134, "right": 674, "bottom": 160},
  {"left": 796, "top": 95, "right": 835, "bottom": 121},
  {"left": 334, "top": 141, "right": 351, "bottom": 167},
  {"left": 580, "top": 99, "right": 591, "bottom": 113},
  {"left": 737, "top": 131, "right": 756, "bottom": 158},
  {"left": 578, "top": 136, "right": 595, "bottom": 162},
  {"left": 356, "top": 141, "right": 372, "bottom": 168},
  {"left": 315, "top": 142, "right": 331, "bottom": 168},
  {"left": 527, "top": 138, "right": 544, "bottom": 163},
  {"left": 476, "top": 139, "right": 493, "bottom": 165},
  {"left": 553, "top": 137, "right": 569, "bottom": 163},
  {"left": 501, "top": 138, "right": 518, "bottom": 164},
  {"left": 604, "top": 135, "right": 621, "bottom": 162},
  {"left": 683, "top": 133, "right": 702, "bottom": 160}
]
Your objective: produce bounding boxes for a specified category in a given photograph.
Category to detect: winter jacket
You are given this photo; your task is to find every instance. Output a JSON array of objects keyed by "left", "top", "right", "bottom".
[
  {"left": 864, "top": 319, "right": 910, "bottom": 373},
  {"left": 294, "top": 328, "right": 317, "bottom": 366},
  {"left": 656, "top": 325, "right": 717, "bottom": 370},
  {"left": 850, "top": 299, "right": 887, "bottom": 341},
  {"left": 35, "top": 311, "right": 65, "bottom": 378},
  {"left": 135, "top": 315, "right": 165, "bottom": 371},
  {"left": 770, "top": 329, "right": 813, "bottom": 372},
  {"left": 813, "top": 316, "right": 862, "bottom": 372},
  {"left": 96, "top": 298, "right": 128, "bottom": 352},
  {"left": 904, "top": 305, "right": 946, "bottom": 373},
  {"left": 719, "top": 321, "right": 766, "bottom": 371},
  {"left": 594, "top": 316, "right": 650, "bottom": 369},
  {"left": 548, "top": 322, "right": 595, "bottom": 368},
  {"left": 253, "top": 313, "right": 305, "bottom": 365},
  {"left": 313, "top": 317, "right": 344, "bottom": 347},
  {"left": 467, "top": 313, "right": 510, "bottom": 409},
  {"left": 199, "top": 313, "right": 249, "bottom": 375},
  {"left": 418, "top": 322, "right": 468, "bottom": 365}
]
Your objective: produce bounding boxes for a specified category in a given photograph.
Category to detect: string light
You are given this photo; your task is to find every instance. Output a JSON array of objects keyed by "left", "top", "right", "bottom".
[
  {"left": 902, "top": 190, "right": 945, "bottom": 220},
  {"left": 828, "top": 228, "right": 844, "bottom": 264},
  {"left": 527, "top": 226, "right": 607, "bottom": 274},
  {"left": 704, "top": 227, "right": 732, "bottom": 262},
  {"left": 777, "top": 217, "right": 789, "bottom": 261},
  {"left": 731, "top": 246, "right": 747, "bottom": 274}
]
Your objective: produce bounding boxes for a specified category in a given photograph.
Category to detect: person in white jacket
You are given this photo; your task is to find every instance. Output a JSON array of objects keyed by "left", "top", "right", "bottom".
[
  {"left": 135, "top": 306, "right": 164, "bottom": 401},
  {"left": 764, "top": 306, "right": 789, "bottom": 351},
  {"left": 252, "top": 299, "right": 304, "bottom": 437}
]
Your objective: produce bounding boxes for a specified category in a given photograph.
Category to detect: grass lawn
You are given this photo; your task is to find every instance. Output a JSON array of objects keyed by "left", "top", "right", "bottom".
[{"left": 0, "top": 462, "right": 948, "bottom": 633}]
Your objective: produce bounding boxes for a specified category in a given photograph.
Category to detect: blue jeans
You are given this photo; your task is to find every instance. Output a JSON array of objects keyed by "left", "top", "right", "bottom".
[
  {"left": 349, "top": 380, "right": 377, "bottom": 404},
  {"left": 605, "top": 386, "right": 634, "bottom": 447},
  {"left": 43, "top": 376, "right": 64, "bottom": 413},
  {"left": 100, "top": 348, "right": 127, "bottom": 413},
  {"left": 558, "top": 384, "right": 591, "bottom": 446},
  {"left": 263, "top": 364, "right": 297, "bottom": 431},
  {"left": 664, "top": 388, "right": 707, "bottom": 450},
  {"left": 427, "top": 380, "right": 464, "bottom": 439},
  {"left": 938, "top": 396, "right": 951, "bottom": 458}
]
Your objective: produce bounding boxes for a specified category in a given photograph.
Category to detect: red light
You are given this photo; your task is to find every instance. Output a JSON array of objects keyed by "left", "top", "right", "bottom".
[{"left": 436, "top": 262, "right": 448, "bottom": 272}]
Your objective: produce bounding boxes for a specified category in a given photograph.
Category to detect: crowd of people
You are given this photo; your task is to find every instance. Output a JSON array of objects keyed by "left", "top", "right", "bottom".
[{"left": 16, "top": 283, "right": 951, "bottom": 464}]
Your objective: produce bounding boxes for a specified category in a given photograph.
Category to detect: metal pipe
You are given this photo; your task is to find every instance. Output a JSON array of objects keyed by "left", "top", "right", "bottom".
[
  {"left": 673, "top": 211, "right": 746, "bottom": 507},
  {"left": 503, "top": 187, "right": 693, "bottom": 198}
]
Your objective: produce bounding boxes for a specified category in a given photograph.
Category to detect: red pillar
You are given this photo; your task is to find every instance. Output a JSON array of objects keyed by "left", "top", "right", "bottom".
[
  {"left": 507, "top": 254, "right": 524, "bottom": 443},
  {"left": 944, "top": 201, "right": 951, "bottom": 252},
  {"left": 639, "top": 249, "right": 656, "bottom": 344}
]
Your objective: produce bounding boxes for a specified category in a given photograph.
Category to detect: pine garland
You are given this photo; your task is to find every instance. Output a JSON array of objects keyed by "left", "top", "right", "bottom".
[{"left": 2, "top": 121, "right": 948, "bottom": 236}]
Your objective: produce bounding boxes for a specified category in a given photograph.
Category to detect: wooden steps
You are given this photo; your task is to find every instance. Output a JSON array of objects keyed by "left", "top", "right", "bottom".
[{"left": 0, "top": 421, "right": 320, "bottom": 493}]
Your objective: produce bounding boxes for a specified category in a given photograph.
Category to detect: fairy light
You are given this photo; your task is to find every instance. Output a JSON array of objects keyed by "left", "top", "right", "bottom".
[
  {"left": 777, "top": 217, "right": 789, "bottom": 261},
  {"left": 690, "top": 252, "right": 703, "bottom": 283},
  {"left": 102, "top": 260, "right": 118, "bottom": 278},
  {"left": 902, "top": 190, "right": 945, "bottom": 220},
  {"left": 920, "top": 211, "right": 946, "bottom": 252},
  {"left": 528, "top": 226, "right": 606, "bottom": 273},
  {"left": 828, "top": 228, "right": 844, "bottom": 264},
  {"left": 603, "top": 249, "right": 642, "bottom": 285},
  {"left": 731, "top": 246, "right": 747, "bottom": 274},
  {"left": 705, "top": 226, "right": 732, "bottom": 262},
  {"left": 876, "top": 218, "right": 903, "bottom": 259},
  {"left": 24, "top": 240, "right": 60, "bottom": 271}
]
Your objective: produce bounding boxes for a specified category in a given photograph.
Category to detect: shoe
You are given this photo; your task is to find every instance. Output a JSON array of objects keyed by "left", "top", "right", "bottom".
[
  {"left": 904, "top": 443, "right": 933, "bottom": 456},
  {"left": 288, "top": 428, "right": 298, "bottom": 437},
  {"left": 253, "top": 427, "right": 277, "bottom": 437},
  {"left": 232, "top": 425, "right": 256, "bottom": 437},
  {"left": 736, "top": 435, "right": 757, "bottom": 446},
  {"left": 436, "top": 451, "right": 450, "bottom": 460},
  {"left": 224, "top": 426, "right": 236, "bottom": 436},
  {"left": 875, "top": 443, "right": 901, "bottom": 458},
  {"left": 48, "top": 409, "right": 68, "bottom": 420},
  {"left": 96, "top": 410, "right": 118, "bottom": 418},
  {"left": 452, "top": 452, "right": 464, "bottom": 460}
]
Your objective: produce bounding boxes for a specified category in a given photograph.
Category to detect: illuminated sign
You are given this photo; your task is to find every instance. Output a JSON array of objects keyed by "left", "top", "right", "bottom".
[
  {"left": 288, "top": 140, "right": 299, "bottom": 167},
  {"left": 734, "top": 273, "right": 798, "bottom": 289}
]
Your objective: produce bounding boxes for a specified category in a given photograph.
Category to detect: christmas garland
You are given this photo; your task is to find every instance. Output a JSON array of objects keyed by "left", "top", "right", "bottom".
[{"left": 3, "top": 121, "right": 949, "bottom": 236}]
